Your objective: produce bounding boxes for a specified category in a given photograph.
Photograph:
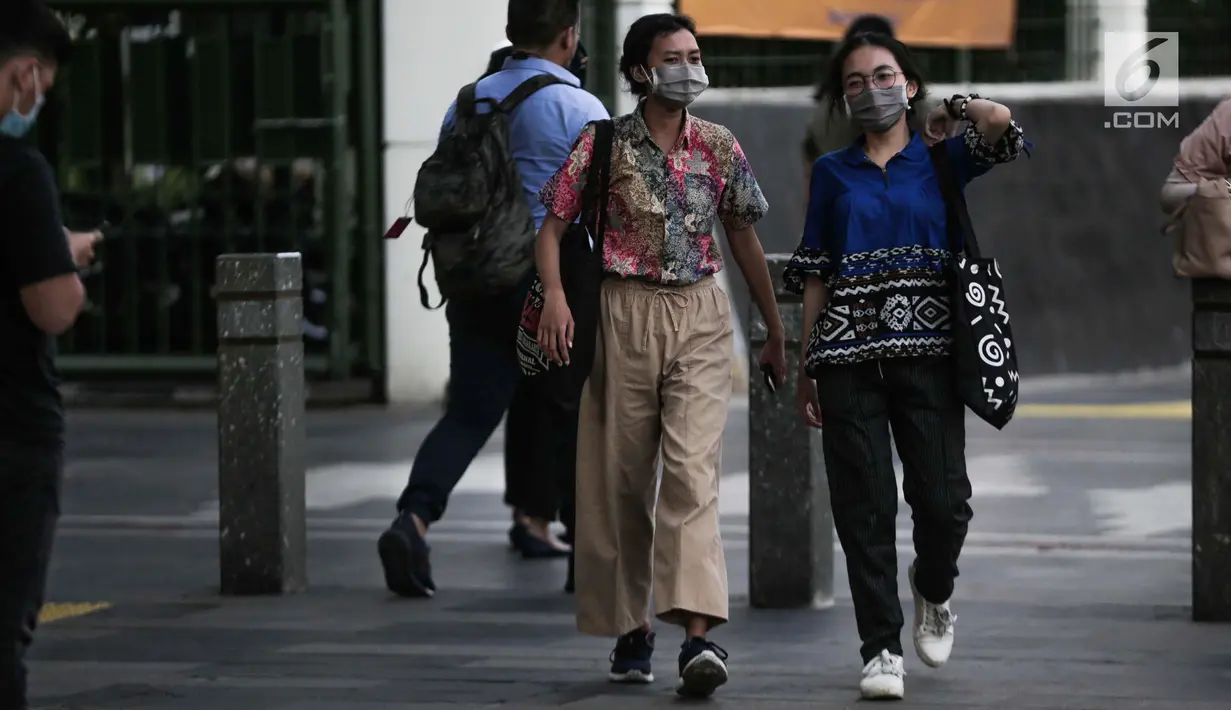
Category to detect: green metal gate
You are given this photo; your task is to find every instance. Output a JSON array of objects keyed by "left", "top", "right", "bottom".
[{"left": 44, "top": 0, "right": 384, "bottom": 383}]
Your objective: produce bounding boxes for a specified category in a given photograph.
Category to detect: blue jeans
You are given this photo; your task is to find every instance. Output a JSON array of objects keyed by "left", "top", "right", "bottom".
[{"left": 396, "top": 279, "right": 530, "bottom": 524}]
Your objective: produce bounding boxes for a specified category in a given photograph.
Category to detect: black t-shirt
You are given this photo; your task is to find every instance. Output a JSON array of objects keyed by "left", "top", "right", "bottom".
[{"left": 0, "top": 136, "right": 78, "bottom": 447}]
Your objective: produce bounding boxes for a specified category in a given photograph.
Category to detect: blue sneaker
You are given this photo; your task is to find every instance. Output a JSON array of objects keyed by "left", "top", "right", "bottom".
[
  {"left": 676, "top": 637, "right": 729, "bottom": 698},
  {"left": 608, "top": 629, "right": 655, "bottom": 683}
]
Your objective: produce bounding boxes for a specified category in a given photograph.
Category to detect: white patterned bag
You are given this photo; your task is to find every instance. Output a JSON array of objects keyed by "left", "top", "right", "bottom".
[{"left": 929, "top": 143, "right": 1019, "bottom": 429}]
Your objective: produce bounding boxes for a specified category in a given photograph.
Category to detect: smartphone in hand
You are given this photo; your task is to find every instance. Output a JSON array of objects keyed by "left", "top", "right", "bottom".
[{"left": 761, "top": 363, "right": 778, "bottom": 393}]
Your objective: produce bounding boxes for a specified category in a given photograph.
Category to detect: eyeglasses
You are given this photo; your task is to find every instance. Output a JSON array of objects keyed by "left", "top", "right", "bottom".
[{"left": 844, "top": 69, "right": 903, "bottom": 95}]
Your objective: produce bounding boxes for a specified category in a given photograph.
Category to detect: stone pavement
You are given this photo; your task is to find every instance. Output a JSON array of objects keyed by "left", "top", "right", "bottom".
[
  {"left": 26, "top": 368, "right": 1231, "bottom": 708},
  {"left": 27, "top": 580, "right": 1231, "bottom": 709}
]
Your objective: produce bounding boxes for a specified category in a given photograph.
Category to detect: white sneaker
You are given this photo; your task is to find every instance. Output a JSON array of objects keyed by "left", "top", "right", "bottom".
[
  {"left": 909, "top": 562, "right": 956, "bottom": 668},
  {"left": 860, "top": 650, "right": 905, "bottom": 699}
]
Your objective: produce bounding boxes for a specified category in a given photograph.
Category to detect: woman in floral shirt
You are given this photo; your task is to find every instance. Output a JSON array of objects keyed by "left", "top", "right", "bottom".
[
  {"left": 785, "top": 32, "right": 1027, "bottom": 700},
  {"left": 534, "top": 12, "right": 787, "bottom": 699}
]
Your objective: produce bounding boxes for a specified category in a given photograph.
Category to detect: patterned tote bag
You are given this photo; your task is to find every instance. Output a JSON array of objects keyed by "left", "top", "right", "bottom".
[{"left": 928, "top": 142, "right": 1019, "bottom": 429}]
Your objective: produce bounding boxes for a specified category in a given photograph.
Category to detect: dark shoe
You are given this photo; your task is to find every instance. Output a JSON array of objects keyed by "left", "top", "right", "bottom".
[
  {"left": 508, "top": 521, "right": 528, "bottom": 551},
  {"left": 510, "top": 523, "right": 570, "bottom": 560},
  {"left": 608, "top": 629, "right": 655, "bottom": 683},
  {"left": 377, "top": 513, "right": 435, "bottom": 598},
  {"left": 563, "top": 551, "right": 575, "bottom": 594},
  {"left": 676, "top": 637, "right": 729, "bottom": 698}
]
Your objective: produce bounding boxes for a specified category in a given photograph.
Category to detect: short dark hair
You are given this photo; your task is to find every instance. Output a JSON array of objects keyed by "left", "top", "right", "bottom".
[
  {"left": 818, "top": 32, "right": 928, "bottom": 119},
  {"left": 506, "top": 0, "right": 579, "bottom": 50},
  {"left": 0, "top": 1, "right": 73, "bottom": 66},
  {"left": 844, "top": 14, "right": 894, "bottom": 40},
  {"left": 618, "top": 13, "right": 697, "bottom": 97},
  {"left": 813, "top": 16, "right": 898, "bottom": 101}
]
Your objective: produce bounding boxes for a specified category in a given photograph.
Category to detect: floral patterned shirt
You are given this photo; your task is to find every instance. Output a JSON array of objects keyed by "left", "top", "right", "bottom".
[{"left": 539, "top": 106, "right": 769, "bottom": 285}]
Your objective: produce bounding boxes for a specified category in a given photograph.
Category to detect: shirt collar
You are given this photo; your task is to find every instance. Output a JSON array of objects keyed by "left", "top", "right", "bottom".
[
  {"left": 839, "top": 129, "right": 929, "bottom": 167},
  {"left": 628, "top": 100, "right": 694, "bottom": 150},
  {"left": 501, "top": 55, "right": 581, "bottom": 87}
]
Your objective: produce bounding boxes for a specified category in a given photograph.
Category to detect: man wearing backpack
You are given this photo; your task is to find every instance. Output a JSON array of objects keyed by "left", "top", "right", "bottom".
[{"left": 379, "top": 0, "right": 609, "bottom": 599}]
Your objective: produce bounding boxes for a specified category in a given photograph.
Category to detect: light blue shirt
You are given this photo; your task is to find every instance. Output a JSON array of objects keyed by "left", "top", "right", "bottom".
[{"left": 440, "top": 56, "right": 609, "bottom": 229}]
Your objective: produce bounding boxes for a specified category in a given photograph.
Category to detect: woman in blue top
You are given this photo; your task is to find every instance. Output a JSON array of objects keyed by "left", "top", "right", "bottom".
[{"left": 785, "top": 32, "right": 1026, "bottom": 701}]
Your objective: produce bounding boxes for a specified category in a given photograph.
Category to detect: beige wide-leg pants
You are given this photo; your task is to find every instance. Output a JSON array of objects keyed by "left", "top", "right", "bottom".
[{"left": 574, "top": 275, "right": 733, "bottom": 638}]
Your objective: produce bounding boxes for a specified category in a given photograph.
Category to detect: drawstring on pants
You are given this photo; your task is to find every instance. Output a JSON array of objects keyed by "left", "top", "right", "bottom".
[{"left": 644, "top": 288, "right": 689, "bottom": 351}]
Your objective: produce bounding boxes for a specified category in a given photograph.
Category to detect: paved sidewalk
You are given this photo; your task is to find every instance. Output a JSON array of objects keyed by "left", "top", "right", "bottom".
[
  {"left": 27, "top": 369, "right": 1228, "bottom": 708},
  {"left": 28, "top": 582, "right": 1231, "bottom": 709}
]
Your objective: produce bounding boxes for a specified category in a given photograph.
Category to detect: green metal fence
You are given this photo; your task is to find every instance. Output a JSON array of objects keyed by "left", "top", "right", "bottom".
[
  {"left": 580, "top": 0, "right": 618, "bottom": 112},
  {"left": 45, "top": 0, "right": 384, "bottom": 382}
]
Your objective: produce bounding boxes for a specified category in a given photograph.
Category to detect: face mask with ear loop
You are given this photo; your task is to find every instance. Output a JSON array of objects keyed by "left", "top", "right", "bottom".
[
  {"left": 844, "top": 83, "right": 910, "bottom": 133},
  {"left": 0, "top": 66, "right": 45, "bottom": 139},
  {"left": 642, "top": 63, "right": 709, "bottom": 108}
]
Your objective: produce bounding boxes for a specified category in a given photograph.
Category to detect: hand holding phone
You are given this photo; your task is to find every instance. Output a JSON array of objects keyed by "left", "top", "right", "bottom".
[
  {"left": 761, "top": 363, "right": 778, "bottom": 393},
  {"left": 66, "top": 226, "right": 104, "bottom": 268}
]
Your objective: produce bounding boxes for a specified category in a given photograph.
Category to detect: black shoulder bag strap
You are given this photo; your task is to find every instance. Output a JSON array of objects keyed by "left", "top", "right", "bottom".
[
  {"left": 927, "top": 142, "right": 981, "bottom": 260},
  {"left": 580, "top": 119, "right": 615, "bottom": 254},
  {"left": 497, "top": 73, "right": 565, "bottom": 113}
]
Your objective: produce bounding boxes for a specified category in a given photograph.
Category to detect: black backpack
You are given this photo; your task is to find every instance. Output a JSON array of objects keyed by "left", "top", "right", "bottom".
[{"left": 413, "top": 73, "right": 564, "bottom": 309}]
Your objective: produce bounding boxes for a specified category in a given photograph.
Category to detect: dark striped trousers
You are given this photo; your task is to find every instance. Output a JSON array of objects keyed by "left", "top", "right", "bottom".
[{"left": 814, "top": 355, "right": 973, "bottom": 663}]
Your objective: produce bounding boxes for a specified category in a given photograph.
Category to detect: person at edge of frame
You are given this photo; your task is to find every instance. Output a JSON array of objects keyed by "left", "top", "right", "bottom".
[
  {"left": 487, "top": 33, "right": 595, "bottom": 566},
  {"left": 534, "top": 12, "right": 788, "bottom": 700},
  {"left": 787, "top": 30, "right": 1027, "bottom": 701},
  {"left": 376, "top": 0, "right": 609, "bottom": 599},
  {"left": 0, "top": 2, "right": 102, "bottom": 708}
]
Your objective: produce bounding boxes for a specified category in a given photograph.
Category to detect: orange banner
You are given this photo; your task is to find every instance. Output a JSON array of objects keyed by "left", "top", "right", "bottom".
[{"left": 678, "top": 0, "right": 1017, "bottom": 49}]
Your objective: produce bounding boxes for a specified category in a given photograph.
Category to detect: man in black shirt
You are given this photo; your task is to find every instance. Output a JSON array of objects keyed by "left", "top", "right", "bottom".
[{"left": 0, "top": 3, "right": 96, "bottom": 708}]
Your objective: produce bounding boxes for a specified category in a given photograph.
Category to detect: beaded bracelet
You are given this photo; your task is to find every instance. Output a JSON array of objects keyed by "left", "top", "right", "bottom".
[{"left": 944, "top": 93, "right": 982, "bottom": 121}]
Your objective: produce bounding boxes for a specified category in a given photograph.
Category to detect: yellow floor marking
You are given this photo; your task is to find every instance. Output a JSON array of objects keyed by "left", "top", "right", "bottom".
[
  {"left": 1015, "top": 400, "right": 1191, "bottom": 420},
  {"left": 38, "top": 602, "right": 112, "bottom": 624}
]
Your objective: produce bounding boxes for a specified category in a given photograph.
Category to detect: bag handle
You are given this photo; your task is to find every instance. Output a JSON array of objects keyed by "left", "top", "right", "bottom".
[
  {"left": 928, "top": 142, "right": 981, "bottom": 260},
  {"left": 581, "top": 119, "right": 615, "bottom": 256}
]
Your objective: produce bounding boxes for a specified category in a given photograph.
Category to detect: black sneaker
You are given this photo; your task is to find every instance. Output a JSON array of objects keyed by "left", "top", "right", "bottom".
[
  {"left": 676, "top": 637, "right": 729, "bottom": 698},
  {"left": 608, "top": 629, "right": 655, "bottom": 683},
  {"left": 377, "top": 513, "right": 435, "bottom": 598}
]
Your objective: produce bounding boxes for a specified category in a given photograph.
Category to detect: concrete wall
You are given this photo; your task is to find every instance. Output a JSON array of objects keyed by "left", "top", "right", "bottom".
[
  {"left": 382, "top": 0, "right": 508, "bottom": 404},
  {"left": 693, "top": 86, "right": 1227, "bottom": 377}
]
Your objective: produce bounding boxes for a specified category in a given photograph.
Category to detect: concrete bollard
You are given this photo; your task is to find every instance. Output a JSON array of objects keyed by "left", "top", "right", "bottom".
[
  {"left": 746, "top": 253, "right": 834, "bottom": 609},
  {"left": 215, "top": 253, "right": 308, "bottom": 595},
  {"left": 1192, "top": 278, "right": 1231, "bottom": 621}
]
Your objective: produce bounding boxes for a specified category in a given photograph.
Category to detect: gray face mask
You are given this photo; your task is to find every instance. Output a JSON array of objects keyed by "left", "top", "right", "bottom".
[
  {"left": 647, "top": 64, "right": 709, "bottom": 108},
  {"left": 844, "top": 84, "right": 910, "bottom": 133}
]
